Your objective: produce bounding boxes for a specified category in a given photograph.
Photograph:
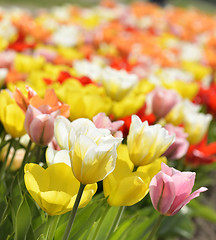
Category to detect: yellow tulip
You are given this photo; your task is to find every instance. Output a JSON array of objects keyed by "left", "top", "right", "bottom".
[
  {"left": 103, "top": 144, "right": 149, "bottom": 206},
  {"left": 111, "top": 94, "right": 145, "bottom": 119},
  {"left": 14, "top": 54, "right": 45, "bottom": 74},
  {"left": 182, "top": 61, "right": 211, "bottom": 81},
  {"left": 55, "top": 80, "right": 112, "bottom": 120},
  {"left": 0, "top": 90, "right": 26, "bottom": 138},
  {"left": 127, "top": 115, "right": 174, "bottom": 166},
  {"left": 103, "top": 145, "right": 166, "bottom": 206},
  {"left": 162, "top": 80, "right": 198, "bottom": 100},
  {"left": 184, "top": 112, "right": 212, "bottom": 144},
  {"left": 24, "top": 163, "right": 97, "bottom": 216}
]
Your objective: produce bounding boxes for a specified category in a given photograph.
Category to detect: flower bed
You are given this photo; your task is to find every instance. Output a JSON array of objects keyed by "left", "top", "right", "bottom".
[{"left": 0, "top": 1, "right": 216, "bottom": 239}]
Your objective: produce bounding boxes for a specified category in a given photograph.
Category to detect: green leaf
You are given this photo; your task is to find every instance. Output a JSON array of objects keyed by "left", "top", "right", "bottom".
[
  {"left": 26, "top": 225, "right": 36, "bottom": 240},
  {"left": 0, "top": 216, "right": 13, "bottom": 239},
  {"left": 158, "top": 213, "right": 194, "bottom": 239},
  {"left": 37, "top": 234, "right": 46, "bottom": 240},
  {"left": 109, "top": 215, "right": 137, "bottom": 240},
  {"left": 15, "top": 195, "right": 32, "bottom": 240},
  {"left": 189, "top": 200, "right": 216, "bottom": 223}
]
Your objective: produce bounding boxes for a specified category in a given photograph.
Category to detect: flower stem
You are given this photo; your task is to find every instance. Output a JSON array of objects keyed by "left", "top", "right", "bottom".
[
  {"left": 21, "top": 139, "right": 32, "bottom": 169},
  {"left": 0, "top": 138, "right": 14, "bottom": 181},
  {"left": 105, "top": 206, "right": 125, "bottom": 240},
  {"left": 92, "top": 205, "right": 110, "bottom": 240},
  {"left": 62, "top": 183, "right": 86, "bottom": 240},
  {"left": 146, "top": 214, "right": 164, "bottom": 240},
  {"left": 46, "top": 215, "right": 60, "bottom": 240}
]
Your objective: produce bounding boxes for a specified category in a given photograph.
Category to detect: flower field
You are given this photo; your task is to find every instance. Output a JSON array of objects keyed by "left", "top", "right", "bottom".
[{"left": 0, "top": 1, "right": 216, "bottom": 239}]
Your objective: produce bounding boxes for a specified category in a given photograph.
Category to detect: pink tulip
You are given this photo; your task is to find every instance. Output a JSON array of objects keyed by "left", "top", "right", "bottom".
[
  {"left": 163, "top": 124, "right": 189, "bottom": 160},
  {"left": 149, "top": 162, "right": 207, "bottom": 216},
  {"left": 93, "top": 112, "right": 124, "bottom": 138},
  {"left": 151, "top": 87, "right": 180, "bottom": 119},
  {"left": 25, "top": 105, "right": 59, "bottom": 146}
]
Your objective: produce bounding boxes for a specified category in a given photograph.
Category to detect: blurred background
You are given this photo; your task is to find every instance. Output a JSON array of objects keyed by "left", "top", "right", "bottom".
[{"left": 0, "top": 0, "right": 216, "bottom": 13}]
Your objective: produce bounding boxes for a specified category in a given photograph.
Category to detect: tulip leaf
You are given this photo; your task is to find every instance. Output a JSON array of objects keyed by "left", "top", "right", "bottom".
[
  {"left": 157, "top": 213, "right": 194, "bottom": 239},
  {"left": 15, "top": 195, "right": 32, "bottom": 240},
  {"left": 36, "top": 234, "right": 46, "bottom": 240},
  {"left": 109, "top": 215, "right": 137, "bottom": 240},
  {"left": 0, "top": 216, "right": 13, "bottom": 240},
  {"left": 54, "top": 197, "right": 104, "bottom": 240},
  {"left": 26, "top": 225, "right": 36, "bottom": 240},
  {"left": 188, "top": 200, "right": 216, "bottom": 223},
  {"left": 124, "top": 212, "right": 159, "bottom": 240}
]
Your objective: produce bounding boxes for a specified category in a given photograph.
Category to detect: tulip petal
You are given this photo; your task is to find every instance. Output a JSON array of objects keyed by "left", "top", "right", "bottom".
[
  {"left": 46, "top": 148, "right": 71, "bottom": 167},
  {"left": 107, "top": 176, "right": 149, "bottom": 206},
  {"left": 170, "top": 187, "right": 208, "bottom": 216},
  {"left": 54, "top": 116, "right": 71, "bottom": 150},
  {"left": 150, "top": 172, "right": 175, "bottom": 215}
]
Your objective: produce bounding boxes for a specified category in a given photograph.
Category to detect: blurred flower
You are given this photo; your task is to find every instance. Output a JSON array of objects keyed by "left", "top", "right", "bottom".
[
  {"left": 0, "top": 146, "right": 25, "bottom": 171},
  {"left": 151, "top": 87, "right": 180, "bottom": 119},
  {"left": 149, "top": 162, "right": 207, "bottom": 216},
  {"left": 54, "top": 116, "right": 122, "bottom": 184},
  {"left": 186, "top": 135, "right": 216, "bottom": 166},
  {"left": 24, "top": 163, "right": 97, "bottom": 216},
  {"left": 54, "top": 80, "right": 112, "bottom": 120},
  {"left": 0, "top": 89, "right": 26, "bottom": 138},
  {"left": 127, "top": 115, "right": 174, "bottom": 166},
  {"left": 93, "top": 112, "right": 124, "bottom": 137},
  {"left": 100, "top": 67, "right": 138, "bottom": 101},
  {"left": 184, "top": 111, "right": 212, "bottom": 144},
  {"left": 163, "top": 124, "right": 189, "bottom": 160}
]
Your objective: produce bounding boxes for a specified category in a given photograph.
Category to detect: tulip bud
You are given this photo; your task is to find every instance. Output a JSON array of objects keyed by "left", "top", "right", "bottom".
[{"left": 25, "top": 105, "right": 58, "bottom": 146}]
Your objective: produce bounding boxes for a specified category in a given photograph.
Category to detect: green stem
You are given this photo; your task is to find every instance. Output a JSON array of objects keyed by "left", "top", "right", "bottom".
[
  {"left": 62, "top": 183, "right": 86, "bottom": 240},
  {"left": 0, "top": 129, "right": 6, "bottom": 143},
  {"left": 46, "top": 215, "right": 61, "bottom": 240},
  {"left": 105, "top": 206, "right": 125, "bottom": 240},
  {"left": 146, "top": 214, "right": 164, "bottom": 240},
  {"left": 0, "top": 139, "right": 14, "bottom": 181},
  {"left": 92, "top": 205, "right": 110, "bottom": 240},
  {"left": 35, "top": 145, "right": 42, "bottom": 163},
  {"left": 21, "top": 139, "right": 32, "bottom": 169}
]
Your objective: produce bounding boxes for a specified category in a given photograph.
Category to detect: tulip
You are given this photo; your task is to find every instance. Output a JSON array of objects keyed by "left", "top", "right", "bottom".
[
  {"left": 184, "top": 111, "right": 212, "bottom": 144},
  {"left": 25, "top": 105, "right": 58, "bottom": 146},
  {"left": 151, "top": 87, "right": 180, "bottom": 119},
  {"left": 24, "top": 163, "right": 97, "bottom": 216},
  {"left": 100, "top": 67, "right": 138, "bottom": 101},
  {"left": 127, "top": 115, "right": 174, "bottom": 166},
  {"left": 103, "top": 144, "right": 150, "bottom": 206},
  {"left": 0, "top": 89, "right": 26, "bottom": 138},
  {"left": 103, "top": 144, "right": 166, "bottom": 206},
  {"left": 149, "top": 162, "right": 207, "bottom": 216},
  {"left": 14, "top": 86, "right": 70, "bottom": 117},
  {"left": 93, "top": 112, "right": 124, "bottom": 138},
  {"left": 186, "top": 135, "right": 216, "bottom": 166},
  {"left": 54, "top": 116, "right": 122, "bottom": 184},
  {"left": 163, "top": 124, "right": 189, "bottom": 160}
]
